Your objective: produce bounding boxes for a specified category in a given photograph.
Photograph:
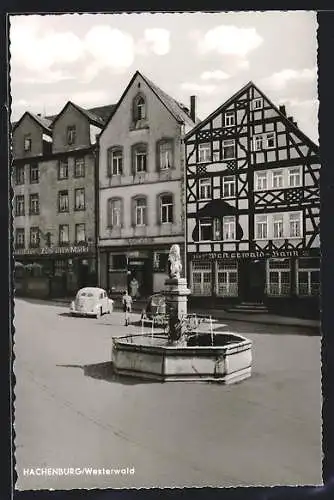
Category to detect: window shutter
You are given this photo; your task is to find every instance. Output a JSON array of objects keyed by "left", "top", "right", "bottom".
[{"left": 131, "top": 198, "right": 136, "bottom": 227}]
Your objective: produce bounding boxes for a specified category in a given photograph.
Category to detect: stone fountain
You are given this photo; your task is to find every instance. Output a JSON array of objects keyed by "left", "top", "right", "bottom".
[{"left": 112, "top": 244, "right": 252, "bottom": 383}]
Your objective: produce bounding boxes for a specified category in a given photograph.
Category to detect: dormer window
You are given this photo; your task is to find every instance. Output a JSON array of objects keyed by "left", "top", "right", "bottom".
[
  {"left": 24, "top": 135, "right": 31, "bottom": 152},
  {"left": 133, "top": 94, "right": 146, "bottom": 122},
  {"left": 67, "top": 126, "right": 76, "bottom": 145}
]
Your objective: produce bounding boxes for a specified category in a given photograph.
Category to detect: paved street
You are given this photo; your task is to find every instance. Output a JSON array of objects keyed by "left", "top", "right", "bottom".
[{"left": 14, "top": 298, "right": 322, "bottom": 490}]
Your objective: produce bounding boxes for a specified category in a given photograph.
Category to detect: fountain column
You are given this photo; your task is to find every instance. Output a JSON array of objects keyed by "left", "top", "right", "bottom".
[{"left": 164, "top": 277, "right": 191, "bottom": 342}]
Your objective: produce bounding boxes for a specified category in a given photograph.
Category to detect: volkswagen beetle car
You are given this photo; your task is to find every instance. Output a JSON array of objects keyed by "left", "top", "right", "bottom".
[
  {"left": 141, "top": 293, "right": 167, "bottom": 322},
  {"left": 70, "top": 287, "right": 114, "bottom": 318}
]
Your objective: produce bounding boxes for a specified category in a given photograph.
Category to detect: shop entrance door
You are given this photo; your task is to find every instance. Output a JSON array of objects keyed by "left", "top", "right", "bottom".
[
  {"left": 242, "top": 259, "right": 266, "bottom": 303},
  {"left": 128, "top": 258, "right": 152, "bottom": 298}
]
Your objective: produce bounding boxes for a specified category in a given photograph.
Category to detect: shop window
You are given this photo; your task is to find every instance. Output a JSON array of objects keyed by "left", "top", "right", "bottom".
[
  {"left": 107, "top": 147, "right": 123, "bottom": 176},
  {"left": 267, "top": 258, "right": 291, "bottom": 296},
  {"left": 297, "top": 258, "right": 320, "bottom": 296},
  {"left": 153, "top": 252, "right": 169, "bottom": 272},
  {"left": 191, "top": 261, "right": 212, "bottom": 296},
  {"left": 58, "top": 190, "right": 69, "bottom": 213},
  {"left": 29, "top": 163, "right": 39, "bottom": 184},
  {"left": 222, "top": 175, "right": 235, "bottom": 198},
  {"left": 74, "top": 157, "right": 85, "bottom": 178},
  {"left": 74, "top": 188, "right": 85, "bottom": 211},
  {"left": 199, "top": 178, "right": 211, "bottom": 200},
  {"left": 216, "top": 260, "right": 238, "bottom": 297},
  {"left": 15, "top": 165, "right": 25, "bottom": 185},
  {"left": 107, "top": 198, "right": 122, "bottom": 228},
  {"left": 15, "top": 195, "right": 25, "bottom": 216},
  {"left": 58, "top": 159, "right": 68, "bottom": 180},
  {"left": 54, "top": 259, "right": 67, "bottom": 277},
  {"left": 29, "top": 193, "right": 39, "bottom": 215}
]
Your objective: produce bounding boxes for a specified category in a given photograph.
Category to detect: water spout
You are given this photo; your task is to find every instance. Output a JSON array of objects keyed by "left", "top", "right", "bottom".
[{"left": 210, "top": 316, "right": 214, "bottom": 346}]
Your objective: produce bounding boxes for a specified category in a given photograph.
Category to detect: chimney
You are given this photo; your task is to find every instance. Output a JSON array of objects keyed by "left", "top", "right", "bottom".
[
  {"left": 190, "top": 95, "right": 196, "bottom": 122},
  {"left": 279, "top": 105, "right": 286, "bottom": 116},
  {"left": 37, "top": 113, "right": 42, "bottom": 117}
]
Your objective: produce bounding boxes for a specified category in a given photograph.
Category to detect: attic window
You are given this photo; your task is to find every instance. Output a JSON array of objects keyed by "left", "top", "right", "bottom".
[
  {"left": 252, "top": 98, "right": 263, "bottom": 110},
  {"left": 24, "top": 135, "right": 31, "bottom": 152},
  {"left": 67, "top": 126, "right": 76, "bottom": 145},
  {"left": 133, "top": 94, "right": 146, "bottom": 121}
]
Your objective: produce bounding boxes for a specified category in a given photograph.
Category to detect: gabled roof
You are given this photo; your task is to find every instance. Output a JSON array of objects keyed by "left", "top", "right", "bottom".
[
  {"left": 88, "top": 104, "right": 117, "bottom": 123},
  {"left": 101, "top": 70, "right": 197, "bottom": 135},
  {"left": 12, "top": 111, "right": 52, "bottom": 135},
  {"left": 51, "top": 101, "right": 106, "bottom": 128},
  {"left": 185, "top": 81, "right": 319, "bottom": 151}
]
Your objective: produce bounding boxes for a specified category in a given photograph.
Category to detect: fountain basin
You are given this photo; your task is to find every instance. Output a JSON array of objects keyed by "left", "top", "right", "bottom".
[{"left": 112, "top": 332, "right": 252, "bottom": 383}]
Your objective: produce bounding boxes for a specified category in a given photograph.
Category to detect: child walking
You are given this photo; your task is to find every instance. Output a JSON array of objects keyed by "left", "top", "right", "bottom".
[{"left": 122, "top": 290, "right": 133, "bottom": 326}]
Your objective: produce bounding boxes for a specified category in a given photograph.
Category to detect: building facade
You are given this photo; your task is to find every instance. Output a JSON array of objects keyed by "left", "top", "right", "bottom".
[
  {"left": 98, "top": 71, "right": 197, "bottom": 297},
  {"left": 184, "top": 82, "right": 320, "bottom": 316},
  {"left": 13, "top": 102, "right": 115, "bottom": 298}
]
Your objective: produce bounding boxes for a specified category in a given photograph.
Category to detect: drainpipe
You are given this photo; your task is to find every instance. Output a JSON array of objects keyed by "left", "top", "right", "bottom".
[{"left": 93, "top": 138, "right": 100, "bottom": 286}]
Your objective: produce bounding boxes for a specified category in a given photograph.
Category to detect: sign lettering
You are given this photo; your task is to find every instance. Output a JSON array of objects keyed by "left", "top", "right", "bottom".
[
  {"left": 14, "top": 245, "right": 94, "bottom": 256},
  {"left": 190, "top": 249, "right": 310, "bottom": 260}
]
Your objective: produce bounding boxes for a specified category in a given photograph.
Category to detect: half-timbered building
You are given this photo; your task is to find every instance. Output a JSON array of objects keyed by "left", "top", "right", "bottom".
[{"left": 185, "top": 81, "right": 320, "bottom": 317}]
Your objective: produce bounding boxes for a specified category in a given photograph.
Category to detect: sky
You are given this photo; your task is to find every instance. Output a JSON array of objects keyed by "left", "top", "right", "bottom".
[{"left": 9, "top": 11, "right": 318, "bottom": 143}]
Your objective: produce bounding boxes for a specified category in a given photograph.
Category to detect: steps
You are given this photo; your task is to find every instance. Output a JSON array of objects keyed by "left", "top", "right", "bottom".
[{"left": 227, "top": 302, "right": 269, "bottom": 314}]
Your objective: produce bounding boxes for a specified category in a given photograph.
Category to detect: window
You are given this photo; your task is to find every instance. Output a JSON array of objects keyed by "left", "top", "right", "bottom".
[
  {"left": 158, "top": 140, "right": 173, "bottom": 170},
  {"left": 160, "top": 194, "right": 173, "bottom": 224},
  {"left": 255, "top": 215, "right": 268, "bottom": 239},
  {"left": 15, "top": 228, "right": 25, "bottom": 248},
  {"left": 67, "top": 126, "right": 76, "bottom": 145},
  {"left": 222, "top": 216, "right": 236, "bottom": 240},
  {"left": 30, "top": 227, "right": 40, "bottom": 248},
  {"left": 252, "top": 98, "right": 263, "bottom": 110},
  {"left": 199, "top": 178, "right": 211, "bottom": 199},
  {"left": 29, "top": 194, "right": 39, "bottom": 215},
  {"left": 29, "top": 163, "right": 39, "bottom": 184},
  {"left": 132, "top": 144, "right": 147, "bottom": 173},
  {"left": 222, "top": 175, "right": 236, "bottom": 198},
  {"left": 222, "top": 140, "right": 235, "bottom": 159},
  {"left": 253, "top": 135, "right": 263, "bottom": 151},
  {"left": 199, "top": 143, "right": 211, "bottom": 163},
  {"left": 107, "top": 148, "right": 123, "bottom": 176},
  {"left": 255, "top": 171, "right": 268, "bottom": 191},
  {"left": 133, "top": 94, "right": 146, "bottom": 121},
  {"left": 59, "top": 224, "right": 69, "bottom": 245},
  {"left": 15, "top": 165, "right": 25, "bottom": 185},
  {"left": 297, "top": 258, "right": 320, "bottom": 296},
  {"left": 272, "top": 169, "right": 283, "bottom": 189},
  {"left": 288, "top": 167, "right": 302, "bottom": 187},
  {"left": 74, "top": 188, "right": 85, "bottom": 211},
  {"left": 74, "top": 158, "right": 85, "bottom": 178},
  {"left": 273, "top": 214, "right": 284, "bottom": 239},
  {"left": 58, "top": 159, "right": 68, "bottom": 180},
  {"left": 266, "top": 133, "right": 276, "bottom": 149},
  {"left": 135, "top": 198, "right": 147, "bottom": 226},
  {"left": 289, "top": 212, "right": 302, "bottom": 238},
  {"left": 224, "top": 111, "right": 235, "bottom": 127},
  {"left": 199, "top": 219, "right": 212, "bottom": 241},
  {"left": 15, "top": 195, "right": 25, "bottom": 216},
  {"left": 24, "top": 135, "right": 31, "bottom": 152},
  {"left": 213, "top": 218, "right": 221, "bottom": 240},
  {"left": 75, "top": 223, "right": 86, "bottom": 243},
  {"left": 107, "top": 198, "right": 122, "bottom": 227},
  {"left": 58, "top": 190, "right": 69, "bottom": 213},
  {"left": 191, "top": 261, "right": 212, "bottom": 296},
  {"left": 267, "top": 258, "right": 291, "bottom": 296},
  {"left": 216, "top": 261, "right": 238, "bottom": 297}
]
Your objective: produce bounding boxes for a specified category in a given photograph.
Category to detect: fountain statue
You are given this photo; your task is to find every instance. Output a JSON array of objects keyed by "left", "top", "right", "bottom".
[{"left": 111, "top": 244, "right": 252, "bottom": 383}]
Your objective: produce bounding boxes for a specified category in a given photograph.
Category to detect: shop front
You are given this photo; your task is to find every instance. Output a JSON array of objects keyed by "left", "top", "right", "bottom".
[
  {"left": 188, "top": 248, "right": 320, "bottom": 317},
  {"left": 14, "top": 244, "right": 96, "bottom": 298}
]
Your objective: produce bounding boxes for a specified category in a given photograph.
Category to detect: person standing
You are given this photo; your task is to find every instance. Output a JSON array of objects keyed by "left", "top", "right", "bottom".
[
  {"left": 130, "top": 276, "right": 139, "bottom": 299},
  {"left": 122, "top": 290, "right": 133, "bottom": 326}
]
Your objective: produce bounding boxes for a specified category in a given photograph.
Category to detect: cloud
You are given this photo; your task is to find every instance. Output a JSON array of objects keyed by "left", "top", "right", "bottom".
[
  {"left": 142, "top": 28, "right": 170, "bottom": 55},
  {"left": 261, "top": 67, "right": 317, "bottom": 91},
  {"left": 201, "top": 70, "right": 231, "bottom": 81},
  {"left": 199, "top": 25, "right": 263, "bottom": 57},
  {"left": 180, "top": 82, "right": 217, "bottom": 94}
]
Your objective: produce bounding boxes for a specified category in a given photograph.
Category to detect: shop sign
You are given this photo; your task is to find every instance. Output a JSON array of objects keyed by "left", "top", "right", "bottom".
[
  {"left": 14, "top": 245, "right": 94, "bottom": 256},
  {"left": 190, "top": 249, "right": 311, "bottom": 261}
]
